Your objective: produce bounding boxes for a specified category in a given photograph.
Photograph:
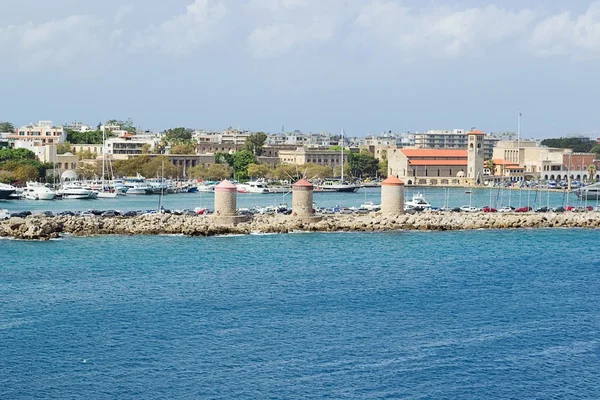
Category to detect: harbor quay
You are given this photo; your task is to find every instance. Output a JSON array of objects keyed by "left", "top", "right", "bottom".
[{"left": 2, "top": 211, "right": 600, "bottom": 240}]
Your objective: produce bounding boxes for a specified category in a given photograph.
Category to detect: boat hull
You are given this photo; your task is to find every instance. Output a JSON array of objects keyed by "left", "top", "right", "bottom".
[{"left": 0, "top": 189, "right": 16, "bottom": 200}]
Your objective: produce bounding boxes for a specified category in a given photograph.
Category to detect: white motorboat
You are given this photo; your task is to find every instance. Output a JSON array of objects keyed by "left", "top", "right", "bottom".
[
  {"left": 58, "top": 182, "right": 96, "bottom": 199},
  {"left": 575, "top": 182, "right": 600, "bottom": 201},
  {"left": 23, "top": 182, "right": 56, "bottom": 200},
  {"left": 315, "top": 180, "right": 360, "bottom": 192},
  {"left": 404, "top": 193, "right": 432, "bottom": 211},
  {"left": 123, "top": 176, "right": 153, "bottom": 195},
  {"left": 237, "top": 181, "right": 270, "bottom": 194},
  {"left": 0, "top": 182, "right": 17, "bottom": 200}
]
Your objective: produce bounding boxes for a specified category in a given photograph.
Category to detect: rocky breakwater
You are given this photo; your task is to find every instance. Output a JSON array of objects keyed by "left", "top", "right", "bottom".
[{"left": 2, "top": 212, "right": 600, "bottom": 240}]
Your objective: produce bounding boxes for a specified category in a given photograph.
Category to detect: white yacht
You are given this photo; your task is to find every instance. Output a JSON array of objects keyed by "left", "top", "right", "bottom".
[
  {"left": 237, "top": 181, "right": 270, "bottom": 194},
  {"left": 315, "top": 180, "right": 360, "bottom": 193},
  {"left": 23, "top": 182, "right": 56, "bottom": 200},
  {"left": 404, "top": 193, "right": 432, "bottom": 211},
  {"left": 575, "top": 183, "right": 600, "bottom": 201},
  {"left": 123, "top": 176, "right": 153, "bottom": 195},
  {"left": 58, "top": 181, "right": 97, "bottom": 199}
]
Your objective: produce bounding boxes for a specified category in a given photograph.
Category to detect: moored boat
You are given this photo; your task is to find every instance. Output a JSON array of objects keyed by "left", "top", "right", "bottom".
[{"left": 0, "top": 183, "right": 17, "bottom": 200}]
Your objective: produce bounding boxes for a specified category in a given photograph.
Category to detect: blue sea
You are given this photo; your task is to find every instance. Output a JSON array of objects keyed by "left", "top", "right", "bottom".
[{"left": 2, "top": 229, "right": 599, "bottom": 399}]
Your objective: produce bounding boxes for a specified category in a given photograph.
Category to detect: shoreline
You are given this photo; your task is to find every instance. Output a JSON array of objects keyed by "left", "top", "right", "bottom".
[{"left": 2, "top": 212, "right": 600, "bottom": 240}]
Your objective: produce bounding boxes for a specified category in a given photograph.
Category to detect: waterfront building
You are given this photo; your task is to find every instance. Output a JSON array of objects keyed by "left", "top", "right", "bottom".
[
  {"left": 409, "top": 128, "right": 498, "bottom": 159},
  {"left": 387, "top": 130, "right": 485, "bottom": 186},
  {"left": 10, "top": 121, "right": 65, "bottom": 145},
  {"left": 278, "top": 147, "right": 347, "bottom": 167},
  {"left": 492, "top": 140, "right": 572, "bottom": 179},
  {"left": 105, "top": 132, "right": 160, "bottom": 160}
]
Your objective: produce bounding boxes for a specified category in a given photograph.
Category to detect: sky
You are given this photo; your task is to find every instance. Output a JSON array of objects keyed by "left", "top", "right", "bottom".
[{"left": 1, "top": 0, "right": 600, "bottom": 138}]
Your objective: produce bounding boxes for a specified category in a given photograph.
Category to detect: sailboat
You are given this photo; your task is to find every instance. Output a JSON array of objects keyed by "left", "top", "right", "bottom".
[
  {"left": 96, "top": 127, "right": 118, "bottom": 198},
  {"left": 315, "top": 129, "right": 360, "bottom": 193}
]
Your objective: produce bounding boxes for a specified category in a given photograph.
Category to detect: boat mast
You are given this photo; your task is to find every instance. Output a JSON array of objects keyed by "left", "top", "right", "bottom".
[
  {"left": 340, "top": 128, "right": 344, "bottom": 182},
  {"left": 101, "top": 126, "right": 106, "bottom": 191}
]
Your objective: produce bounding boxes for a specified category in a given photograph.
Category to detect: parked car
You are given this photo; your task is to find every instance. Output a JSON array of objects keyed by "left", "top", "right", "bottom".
[
  {"left": 535, "top": 207, "right": 549, "bottom": 213},
  {"left": 498, "top": 206, "right": 515, "bottom": 213},
  {"left": 553, "top": 206, "right": 565, "bottom": 213},
  {"left": 459, "top": 205, "right": 479, "bottom": 212},
  {"left": 57, "top": 210, "right": 76, "bottom": 216},
  {"left": 515, "top": 206, "right": 532, "bottom": 212},
  {"left": 482, "top": 206, "right": 497, "bottom": 213},
  {"left": 123, "top": 210, "right": 139, "bottom": 217},
  {"left": 101, "top": 210, "right": 121, "bottom": 217}
]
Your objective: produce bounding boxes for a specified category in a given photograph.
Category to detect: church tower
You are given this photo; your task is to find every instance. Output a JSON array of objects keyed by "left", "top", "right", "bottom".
[{"left": 467, "top": 129, "right": 485, "bottom": 184}]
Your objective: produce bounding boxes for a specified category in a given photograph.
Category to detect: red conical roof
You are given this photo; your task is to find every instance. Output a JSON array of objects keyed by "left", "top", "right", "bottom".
[
  {"left": 292, "top": 178, "right": 314, "bottom": 189},
  {"left": 382, "top": 176, "right": 404, "bottom": 186}
]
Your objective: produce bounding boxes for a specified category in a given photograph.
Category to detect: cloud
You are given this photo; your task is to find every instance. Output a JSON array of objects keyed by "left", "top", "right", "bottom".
[
  {"left": 131, "top": 0, "right": 229, "bottom": 56},
  {"left": 355, "top": 2, "right": 536, "bottom": 58},
  {"left": 246, "top": 0, "right": 350, "bottom": 57},
  {"left": 114, "top": 4, "right": 135, "bottom": 24},
  {"left": 0, "top": 15, "right": 106, "bottom": 70},
  {"left": 532, "top": 2, "right": 600, "bottom": 59}
]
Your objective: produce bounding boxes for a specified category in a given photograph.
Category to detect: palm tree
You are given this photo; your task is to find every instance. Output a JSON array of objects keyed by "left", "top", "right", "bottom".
[
  {"left": 588, "top": 164, "right": 597, "bottom": 182},
  {"left": 485, "top": 159, "right": 496, "bottom": 176}
]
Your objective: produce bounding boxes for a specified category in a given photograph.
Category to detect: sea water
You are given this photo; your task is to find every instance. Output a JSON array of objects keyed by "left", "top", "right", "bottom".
[
  {"left": 1, "top": 229, "right": 599, "bottom": 399},
  {"left": 0, "top": 186, "right": 590, "bottom": 214}
]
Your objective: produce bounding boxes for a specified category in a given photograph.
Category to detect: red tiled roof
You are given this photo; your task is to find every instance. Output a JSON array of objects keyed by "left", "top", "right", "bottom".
[
  {"left": 409, "top": 160, "right": 467, "bottom": 166},
  {"left": 401, "top": 149, "right": 467, "bottom": 158},
  {"left": 468, "top": 129, "right": 486, "bottom": 135}
]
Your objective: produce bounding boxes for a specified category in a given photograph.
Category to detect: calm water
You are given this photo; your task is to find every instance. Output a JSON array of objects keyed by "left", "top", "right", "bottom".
[
  {"left": 1, "top": 230, "right": 599, "bottom": 399},
  {"left": 0, "top": 186, "right": 590, "bottom": 214}
]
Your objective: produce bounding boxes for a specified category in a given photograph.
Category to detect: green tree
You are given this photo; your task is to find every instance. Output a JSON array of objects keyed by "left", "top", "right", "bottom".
[
  {"left": 14, "top": 164, "right": 40, "bottom": 182},
  {"left": 231, "top": 150, "right": 255, "bottom": 180},
  {"left": 378, "top": 159, "right": 388, "bottom": 178},
  {"left": 57, "top": 142, "right": 73, "bottom": 155},
  {"left": 485, "top": 159, "right": 496, "bottom": 176},
  {"left": 78, "top": 149, "right": 98, "bottom": 160},
  {"left": 333, "top": 162, "right": 352, "bottom": 179},
  {"left": 0, "top": 170, "right": 15, "bottom": 183},
  {"left": 66, "top": 129, "right": 105, "bottom": 144},
  {"left": 141, "top": 144, "right": 151, "bottom": 154},
  {"left": 247, "top": 163, "right": 271, "bottom": 178},
  {"left": 272, "top": 164, "right": 300, "bottom": 181},
  {"left": 243, "top": 132, "right": 268, "bottom": 156},
  {"left": 170, "top": 142, "right": 196, "bottom": 155},
  {"left": 208, "top": 163, "right": 232, "bottom": 180},
  {"left": 0, "top": 121, "right": 15, "bottom": 132},
  {"left": 591, "top": 144, "right": 600, "bottom": 158},
  {"left": 106, "top": 118, "right": 136, "bottom": 133},
  {"left": 303, "top": 163, "right": 332, "bottom": 179},
  {"left": 76, "top": 164, "right": 98, "bottom": 179},
  {"left": 540, "top": 137, "right": 595, "bottom": 153},
  {"left": 214, "top": 152, "right": 233, "bottom": 165},
  {"left": 349, "top": 150, "right": 379, "bottom": 178},
  {"left": 164, "top": 127, "right": 193, "bottom": 143}
]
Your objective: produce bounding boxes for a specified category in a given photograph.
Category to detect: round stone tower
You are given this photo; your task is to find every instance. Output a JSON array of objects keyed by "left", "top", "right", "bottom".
[
  {"left": 292, "top": 178, "right": 315, "bottom": 218},
  {"left": 214, "top": 180, "right": 237, "bottom": 217},
  {"left": 381, "top": 176, "right": 405, "bottom": 214}
]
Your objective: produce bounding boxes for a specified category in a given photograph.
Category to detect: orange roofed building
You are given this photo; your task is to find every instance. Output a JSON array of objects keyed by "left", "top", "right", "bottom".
[{"left": 388, "top": 130, "right": 486, "bottom": 186}]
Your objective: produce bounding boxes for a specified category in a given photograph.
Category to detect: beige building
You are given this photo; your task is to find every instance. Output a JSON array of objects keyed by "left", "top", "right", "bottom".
[
  {"left": 492, "top": 140, "right": 571, "bottom": 178},
  {"left": 278, "top": 147, "right": 347, "bottom": 167},
  {"left": 10, "top": 121, "right": 65, "bottom": 145},
  {"left": 105, "top": 133, "right": 159, "bottom": 160}
]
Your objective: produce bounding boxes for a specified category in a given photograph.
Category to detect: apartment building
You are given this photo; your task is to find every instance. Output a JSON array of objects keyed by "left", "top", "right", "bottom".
[{"left": 10, "top": 121, "right": 65, "bottom": 145}]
